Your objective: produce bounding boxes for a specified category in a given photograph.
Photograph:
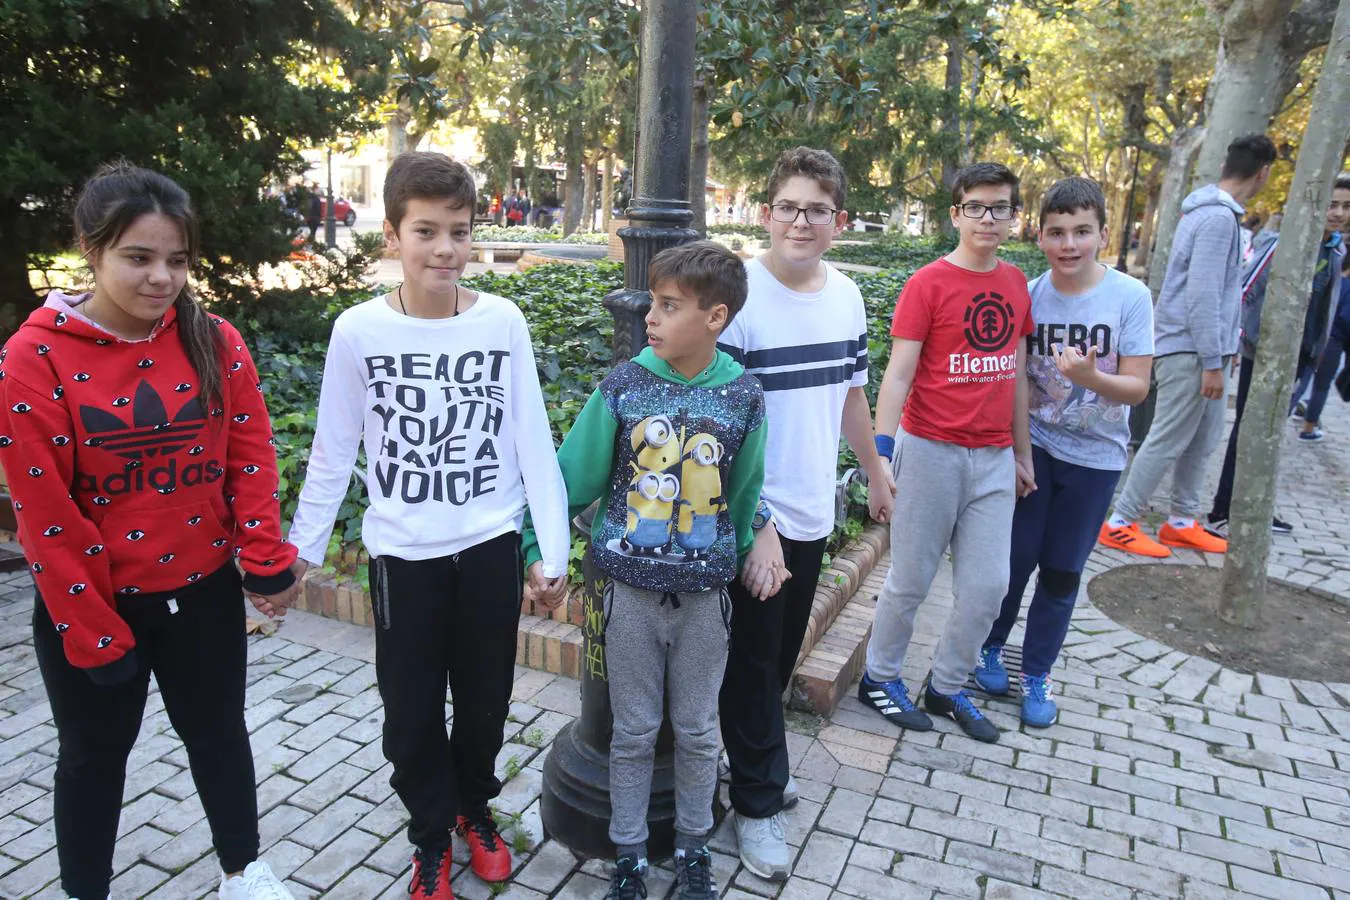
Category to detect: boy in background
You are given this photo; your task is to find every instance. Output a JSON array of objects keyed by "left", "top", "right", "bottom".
[{"left": 1100, "top": 134, "right": 1277, "bottom": 557}]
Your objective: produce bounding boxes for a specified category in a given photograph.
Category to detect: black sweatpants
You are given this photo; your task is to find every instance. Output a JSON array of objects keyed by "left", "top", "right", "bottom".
[
  {"left": 33, "top": 563, "right": 258, "bottom": 900},
  {"left": 719, "top": 534, "right": 827, "bottom": 818},
  {"left": 371, "top": 531, "right": 523, "bottom": 850}
]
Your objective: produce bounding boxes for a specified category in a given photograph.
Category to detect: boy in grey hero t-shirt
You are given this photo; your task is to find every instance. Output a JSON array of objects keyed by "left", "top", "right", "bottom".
[{"left": 973, "top": 178, "right": 1153, "bottom": 728}]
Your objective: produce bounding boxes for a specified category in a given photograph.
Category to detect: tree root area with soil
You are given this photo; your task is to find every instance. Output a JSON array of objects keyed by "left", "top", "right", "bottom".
[{"left": 1087, "top": 565, "right": 1350, "bottom": 682}]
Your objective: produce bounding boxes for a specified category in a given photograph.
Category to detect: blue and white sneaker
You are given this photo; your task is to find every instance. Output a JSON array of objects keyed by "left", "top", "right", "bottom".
[
  {"left": 973, "top": 645, "right": 1009, "bottom": 695},
  {"left": 1299, "top": 427, "right": 1325, "bottom": 442},
  {"left": 923, "top": 682, "right": 1001, "bottom": 743},
  {"left": 1019, "top": 673, "right": 1058, "bottom": 728},
  {"left": 858, "top": 672, "right": 933, "bottom": 730}
]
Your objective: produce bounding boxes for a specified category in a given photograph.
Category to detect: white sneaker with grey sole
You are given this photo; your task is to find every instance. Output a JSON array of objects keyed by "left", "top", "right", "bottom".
[{"left": 733, "top": 811, "right": 791, "bottom": 881}]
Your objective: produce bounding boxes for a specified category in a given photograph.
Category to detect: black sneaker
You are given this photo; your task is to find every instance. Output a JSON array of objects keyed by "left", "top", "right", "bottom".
[
  {"left": 858, "top": 672, "right": 933, "bottom": 730},
  {"left": 674, "top": 846, "right": 717, "bottom": 900},
  {"left": 1209, "top": 515, "right": 1294, "bottom": 536},
  {"left": 606, "top": 854, "right": 648, "bottom": 900},
  {"left": 923, "top": 681, "right": 1001, "bottom": 743}
]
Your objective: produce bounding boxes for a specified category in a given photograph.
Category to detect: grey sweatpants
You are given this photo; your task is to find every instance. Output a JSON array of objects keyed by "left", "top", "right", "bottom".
[
  {"left": 605, "top": 581, "right": 730, "bottom": 851},
  {"left": 865, "top": 428, "right": 1015, "bottom": 695},
  {"left": 1114, "top": 353, "right": 1230, "bottom": 522}
]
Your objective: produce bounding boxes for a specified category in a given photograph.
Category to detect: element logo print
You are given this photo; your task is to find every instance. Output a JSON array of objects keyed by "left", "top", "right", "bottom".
[{"left": 963, "top": 292, "right": 1016, "bottom": 353}]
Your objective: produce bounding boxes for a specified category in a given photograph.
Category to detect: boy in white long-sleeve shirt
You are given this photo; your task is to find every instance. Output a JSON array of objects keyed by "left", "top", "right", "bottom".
[{"left": 288, "top": 152, "right": 570, "bottom": 900}]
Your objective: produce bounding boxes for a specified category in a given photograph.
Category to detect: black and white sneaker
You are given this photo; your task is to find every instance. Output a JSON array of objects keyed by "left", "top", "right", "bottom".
[
  {"left": 858, "top": 672, "right": 933, "bottom": 730},
  {"left": 1208, "top": 516, "right": 1294, "bottom": 536}
]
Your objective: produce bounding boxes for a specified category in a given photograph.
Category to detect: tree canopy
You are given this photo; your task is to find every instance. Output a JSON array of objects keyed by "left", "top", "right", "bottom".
[{"left": 0, "top": 0, "right": 388, "bottom": 328}]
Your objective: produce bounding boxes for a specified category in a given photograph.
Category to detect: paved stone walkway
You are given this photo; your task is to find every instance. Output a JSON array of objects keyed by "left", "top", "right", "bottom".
[{"left": 3, "top": 392, "right": 1350, "bottom": 899}]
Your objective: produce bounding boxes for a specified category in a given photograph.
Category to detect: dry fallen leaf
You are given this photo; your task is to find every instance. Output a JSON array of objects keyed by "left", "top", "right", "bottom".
[{"left": 245, "top": 617, "right": 278, "bottom": 636}]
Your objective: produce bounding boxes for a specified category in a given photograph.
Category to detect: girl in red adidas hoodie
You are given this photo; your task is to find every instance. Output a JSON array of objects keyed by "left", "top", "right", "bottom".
[{"left": 0, "top": 163, "right": 299, "bottom": 900}]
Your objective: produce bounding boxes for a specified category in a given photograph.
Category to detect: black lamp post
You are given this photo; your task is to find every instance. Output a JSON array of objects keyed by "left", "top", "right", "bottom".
[
  {"left": 324, "top": 147, "right": 339, "bottom": 250},
  {"left": 539, "top": 0, "right": 697, "bottom": 860}
]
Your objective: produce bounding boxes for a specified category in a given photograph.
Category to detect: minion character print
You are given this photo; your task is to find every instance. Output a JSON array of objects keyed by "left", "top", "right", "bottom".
[
  {"left": 619, "top": 415, "right": 682, "bottom": 556},
  {"left": 674, "top": 432, "right": 725, "bottom": 560},
  {"left": 612, "top": 414, "right": 726, "bottom": 563}
]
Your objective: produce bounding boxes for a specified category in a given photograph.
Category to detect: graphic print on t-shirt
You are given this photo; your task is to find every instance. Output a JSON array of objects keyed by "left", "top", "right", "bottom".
[
  {"left": 365, "top": 351, "right": 508, "bottom": 506},
  {"left": 949, "top": 292, "right": 1021, "bottom": 383},
  {"left": 1026, "top": 321, "right": 1119, "bottom": 432}
]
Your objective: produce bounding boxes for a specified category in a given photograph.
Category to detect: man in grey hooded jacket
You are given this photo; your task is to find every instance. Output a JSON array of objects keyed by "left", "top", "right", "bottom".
[{"left": 1099, "top": 134, "right": 1277, "bottom": 559}]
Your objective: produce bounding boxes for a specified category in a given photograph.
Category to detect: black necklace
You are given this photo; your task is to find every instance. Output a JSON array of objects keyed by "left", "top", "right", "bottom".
[{"left": 397, "top": 283, "right": 459, "bottom": 318}]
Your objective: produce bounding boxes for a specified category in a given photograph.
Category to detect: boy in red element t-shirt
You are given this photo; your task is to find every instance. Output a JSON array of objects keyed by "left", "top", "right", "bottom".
[{"left": 858, "top": 163, "right": 1035, "bottom": 745}]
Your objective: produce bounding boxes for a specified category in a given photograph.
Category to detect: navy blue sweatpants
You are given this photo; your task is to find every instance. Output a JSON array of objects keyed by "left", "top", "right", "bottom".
[{"left": 984, "top": 445, "right": 1119, "bottom": 678}]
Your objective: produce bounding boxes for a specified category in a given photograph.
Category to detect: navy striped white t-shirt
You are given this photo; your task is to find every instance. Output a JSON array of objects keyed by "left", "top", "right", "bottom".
[{"left": 718, "top": 258, "right": 869, "bottom": 541}]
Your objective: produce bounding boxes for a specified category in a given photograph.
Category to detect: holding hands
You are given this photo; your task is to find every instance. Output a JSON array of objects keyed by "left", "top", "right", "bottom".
[
  {"left": 740, "top": 520, "right": 790, "bottom": 602},
  {"left": 245, "top": 558, "right": 309, "bottom": 619},
  {"left": 525, "top": 561, "right": 569, "bottom": 610}
]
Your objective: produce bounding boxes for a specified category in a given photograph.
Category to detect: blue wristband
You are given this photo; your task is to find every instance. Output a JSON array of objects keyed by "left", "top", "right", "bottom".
[{"left": 875, "top": 434, "right": 895, "bottom": 460}]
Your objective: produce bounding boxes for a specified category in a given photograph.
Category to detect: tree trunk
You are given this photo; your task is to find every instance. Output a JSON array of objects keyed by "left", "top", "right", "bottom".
[
  {"left": 562, "top": 115, "right": 585, "bottom": 237},
  {"left": 1134, "top": 163, "right": 1163, "bottom": 272},
  {"left": 601, "top": 154, "right": 614, "bottom": 234},
  {"left": 386, "top": 113, "right": 409, "bottom": 159},
  {"left": 1148, "top": 126, "right": 1206, "bottom": 295},
  {"left": 1220, "top": 3, "right": 1350, "bottom": 627},
  {"left": 938, "top": 26, "right": 965, "bottom": 236},
  {"left": 1193, "top": 0, "right": 1335, "bottom": 186},
  {"left": 0, "top": 208, "right": 39, "bottom": 338},
  {"left": 689, "top": 79, "right": 710, "bottom": 236},
  {"left": 524, "top": 119, "right": 538, "bottom": 221},
  {"left": 582, "top": 157, "right": 598, "bottom": 232}
]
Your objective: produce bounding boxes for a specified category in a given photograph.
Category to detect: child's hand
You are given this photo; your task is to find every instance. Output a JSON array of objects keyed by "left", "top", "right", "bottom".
[
  {"left": 1052, "top": 343, "right": 1099, "bottom": 387},
  {"left": 528, "top": 562, "right": 568, "bottom": 611},
  {"left": 1015, "top": 453, "right": 1037, "bottom": 498},
  {"left": 867, "top": 458, "right": 897, "bottom": 524},
  {"left": 741, "top": 522, "right": 790, "bottom": 602},
  {"left": 537, "top": 577, "right": 568, "bottom": 610}
]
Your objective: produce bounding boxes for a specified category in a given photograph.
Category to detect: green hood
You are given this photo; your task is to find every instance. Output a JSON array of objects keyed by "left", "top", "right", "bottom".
[{"left": 631, "top": 346, "right": 746, "bottom": 387}]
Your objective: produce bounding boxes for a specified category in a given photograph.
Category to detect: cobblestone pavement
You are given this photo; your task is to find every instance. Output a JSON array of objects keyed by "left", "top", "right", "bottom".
[{"left": 3, "top": 395, "right": 1350, "bottom": 899}]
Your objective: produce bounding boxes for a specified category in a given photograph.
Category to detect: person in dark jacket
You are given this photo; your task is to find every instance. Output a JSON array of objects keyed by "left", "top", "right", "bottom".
[{"left": 1207, "top": 174, "right": 1349, "bottom": 534}]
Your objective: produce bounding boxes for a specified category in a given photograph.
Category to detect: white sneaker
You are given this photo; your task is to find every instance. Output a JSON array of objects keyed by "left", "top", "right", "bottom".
[
  {"left": 219, "top": 861, "right": 295, "bottom": 900},
  {"left": 783, "top": 774, "right": 800, "bottom": 809},
  {"left": 733, "top": 811, "right": 790, "bottom": 881}
]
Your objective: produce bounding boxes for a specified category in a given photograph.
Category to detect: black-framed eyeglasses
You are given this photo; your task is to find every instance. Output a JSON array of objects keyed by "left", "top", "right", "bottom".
[
  {"left": 769, "top": 203, "right": 838, "bottom": 225},
  {"left": 957, "top": 202, "right": 1018, "bottom": 221}
]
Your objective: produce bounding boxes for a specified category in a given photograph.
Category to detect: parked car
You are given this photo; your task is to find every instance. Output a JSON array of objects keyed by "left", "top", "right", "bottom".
[{"left": 319, "top": 196, "right": 357, "bottom": 227}]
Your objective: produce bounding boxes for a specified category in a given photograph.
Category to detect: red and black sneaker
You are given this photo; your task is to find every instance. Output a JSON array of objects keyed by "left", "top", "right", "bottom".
[
  {"left": 409, "top": 841, "right": 454, "bottom": 900},
  {"left": 456, "top": 809, "right": 512, "bottom": 883}
]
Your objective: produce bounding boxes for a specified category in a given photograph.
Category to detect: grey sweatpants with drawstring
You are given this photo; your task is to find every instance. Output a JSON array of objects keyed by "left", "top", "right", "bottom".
[
  {"left": 865, "top": 427, "right": 1016, "bottom": 695},
  {"left": 605, "top": 581, "right": 730, "bottom": 854}
]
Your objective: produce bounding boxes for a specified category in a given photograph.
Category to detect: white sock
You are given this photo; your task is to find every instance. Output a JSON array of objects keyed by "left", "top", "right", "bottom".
[
  {"left": 1167, "top": 516, "right": 1195, "bottom": 529},
  {"left": 1107, "top": 513, "right": 1131, "bottom": 528}
]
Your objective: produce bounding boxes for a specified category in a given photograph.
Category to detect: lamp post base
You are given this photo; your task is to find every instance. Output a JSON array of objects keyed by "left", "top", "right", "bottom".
[{"left": 540, "top": 720, "right": 678, "bottom": 859}]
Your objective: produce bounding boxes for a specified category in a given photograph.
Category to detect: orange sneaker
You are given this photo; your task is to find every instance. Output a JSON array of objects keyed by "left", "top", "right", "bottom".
[
  {"left": 1098, "top": 522, "right": 1172, "bottom": 558},
  {"left": 1159, "top": 521, "right": 1228, "bottom": 553}
]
